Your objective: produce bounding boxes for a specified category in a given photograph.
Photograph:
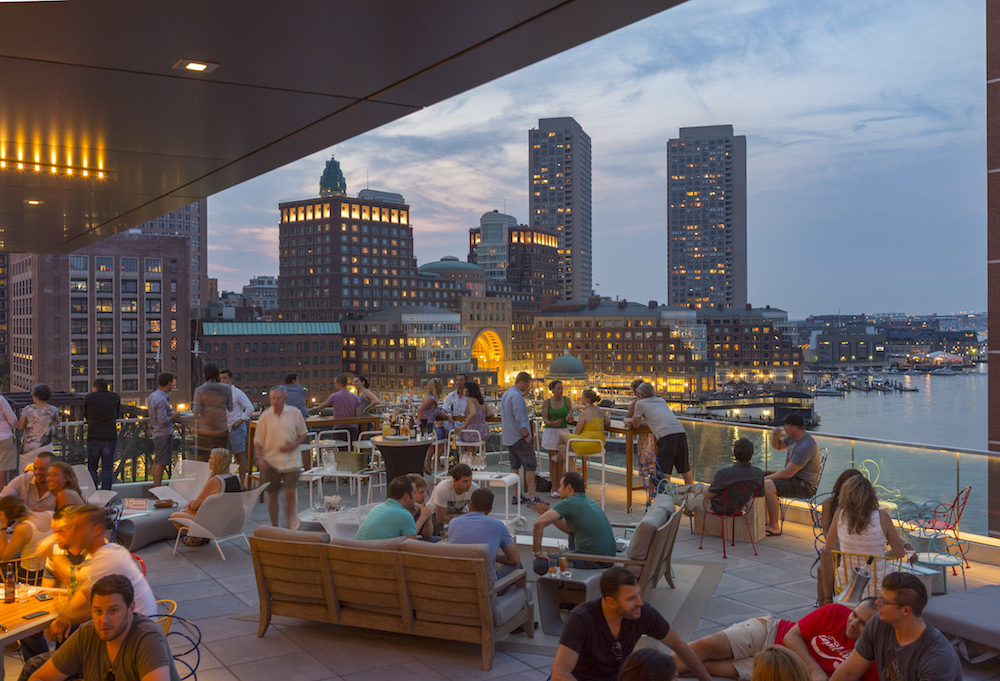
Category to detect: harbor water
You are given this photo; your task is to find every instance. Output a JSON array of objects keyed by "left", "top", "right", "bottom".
[{"left": 595, "top": 365, "right": 990, "bottom": 534}]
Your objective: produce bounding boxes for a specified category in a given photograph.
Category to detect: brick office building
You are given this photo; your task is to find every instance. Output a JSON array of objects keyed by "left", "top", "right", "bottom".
[{"left": 196, "top": 321, "right": 343, "bottom": 408}]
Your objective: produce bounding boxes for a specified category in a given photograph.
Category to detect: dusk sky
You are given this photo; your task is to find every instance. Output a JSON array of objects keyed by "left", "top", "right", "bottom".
[{"left": 207, "top": 0, "right": 986, "bottom": 320}]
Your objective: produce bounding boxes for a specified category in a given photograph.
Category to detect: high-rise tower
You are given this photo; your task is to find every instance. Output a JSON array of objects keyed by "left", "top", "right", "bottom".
[
  {"left": 667, "top": 125, "right": 747, "bottom": 309},
  {"left": 529, "top": 117, "right": 592, "bottom": 302},
  {"left": 319, "top": 155, "right": 347, "bottom": 197}
]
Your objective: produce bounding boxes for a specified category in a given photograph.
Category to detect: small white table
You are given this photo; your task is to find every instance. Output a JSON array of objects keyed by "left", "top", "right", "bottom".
[
  {"left": 299, "top": 465, "right": 378, "bottom": 520},
  {"left": 472, "top": 471, "right": 522, "bottom": 525}
]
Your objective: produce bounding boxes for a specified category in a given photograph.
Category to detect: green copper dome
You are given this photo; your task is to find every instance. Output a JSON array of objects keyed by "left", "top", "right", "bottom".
[{"left": 547, "top": 354, "right": 587, "bottom": 378}]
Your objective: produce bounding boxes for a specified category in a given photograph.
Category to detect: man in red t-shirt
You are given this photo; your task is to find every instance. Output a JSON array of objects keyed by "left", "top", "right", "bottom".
[{"left": 675, "top": 600, "right": 878, "bottom": 681}]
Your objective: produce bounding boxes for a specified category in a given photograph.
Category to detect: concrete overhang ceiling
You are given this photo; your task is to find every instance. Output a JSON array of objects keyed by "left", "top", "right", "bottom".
[{"left": 0, "top": 0, "right": 683, "bottom": 254}]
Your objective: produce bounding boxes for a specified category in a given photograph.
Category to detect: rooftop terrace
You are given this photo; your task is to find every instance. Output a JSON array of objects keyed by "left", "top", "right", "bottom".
[{"left": 6, "top": 476, "right": 993, "bottom": 681}]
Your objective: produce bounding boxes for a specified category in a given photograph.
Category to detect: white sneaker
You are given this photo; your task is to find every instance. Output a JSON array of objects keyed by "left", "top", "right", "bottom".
[{"left": 550, "top": 491, "right": 560, "bottom": 499}]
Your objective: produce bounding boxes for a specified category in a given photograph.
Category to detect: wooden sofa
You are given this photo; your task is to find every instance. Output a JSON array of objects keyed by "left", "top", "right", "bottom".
[{"left": 248, "top": 526, "right": 534, "bottom": 670}]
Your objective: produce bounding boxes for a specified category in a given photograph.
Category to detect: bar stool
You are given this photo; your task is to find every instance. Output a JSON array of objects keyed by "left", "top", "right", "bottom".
[
  {"left": 354, "top": 430, "right": 384, "bottom": 498},
  {"left": 567, "top": 438, "right": 606, "bottom": 509}
]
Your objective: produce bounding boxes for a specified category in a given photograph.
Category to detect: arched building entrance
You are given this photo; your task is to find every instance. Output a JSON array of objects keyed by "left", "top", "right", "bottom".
[{"left": 472, "top": 328, "right": 505, "bottom": 376}]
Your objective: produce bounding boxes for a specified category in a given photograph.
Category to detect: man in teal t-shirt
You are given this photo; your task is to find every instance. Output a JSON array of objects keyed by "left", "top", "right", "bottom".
[
  {"left": 356, "top": 476, "right": 418, "bottom": 540},
  {"left": 530, "top": 472, "right": 616, "bottom": 574}
]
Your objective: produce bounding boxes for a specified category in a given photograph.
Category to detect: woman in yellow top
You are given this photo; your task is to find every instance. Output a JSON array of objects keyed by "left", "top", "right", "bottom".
[{"left": 559, "top": 389, "right": 608, "bottom": 470}]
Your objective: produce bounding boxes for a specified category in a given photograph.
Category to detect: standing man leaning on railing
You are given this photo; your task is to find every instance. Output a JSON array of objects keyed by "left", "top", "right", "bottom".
[
  {"left": 220, "top": 369, "right": 253, "bottom": 488},
  {"left": 84, "top": 378, "right": 121, "bottom": 491},
  {"left": 147, "top": 372, "right": 176, "bottom": 489},
  {"left": 192, "top": 363, "right": 233, "bottom": 462}
]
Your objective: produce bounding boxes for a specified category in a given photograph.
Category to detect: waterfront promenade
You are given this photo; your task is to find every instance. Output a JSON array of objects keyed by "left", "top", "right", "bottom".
[{"left": 6, "top": 479, "right": 995, "bottom": 681}]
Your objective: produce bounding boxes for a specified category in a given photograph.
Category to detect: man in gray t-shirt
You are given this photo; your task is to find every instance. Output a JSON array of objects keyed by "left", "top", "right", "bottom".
[
  {"left": 763, "top": 413, "right": 820, "bottom": 535},
  {"left": 829, "top": 571, "right": 961, "bottom": 681},
  {"left": 32, "top": 573, "right": 180, "bottom": 681}
]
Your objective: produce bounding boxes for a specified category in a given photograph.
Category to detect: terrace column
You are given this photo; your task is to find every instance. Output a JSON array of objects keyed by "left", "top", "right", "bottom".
[{"left": 987, "top": 0, "right": 1000, "bottom": 538}]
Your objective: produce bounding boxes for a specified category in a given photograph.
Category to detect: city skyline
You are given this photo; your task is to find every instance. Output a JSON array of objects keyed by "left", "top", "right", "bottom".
[{"left": 207, "top": 0, "right": 986, "bottom": 319}]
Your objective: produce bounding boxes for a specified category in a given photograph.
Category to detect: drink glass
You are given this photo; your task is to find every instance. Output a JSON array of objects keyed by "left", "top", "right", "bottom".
[
  {"left": 381, "top": 422, "right": 391, "bottom": 438},
  {"left": 16, "top": 583, "right": 28, "bottom": 603},
  {"left": 559, "top": 556, "right": 568, "bottom": 575},
  {"left": 548, "top": 556, "right": 558, "bottom": 576}
]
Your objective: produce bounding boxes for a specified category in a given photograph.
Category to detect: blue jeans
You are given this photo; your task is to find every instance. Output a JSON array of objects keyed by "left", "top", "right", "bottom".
[{"left": 87, "top": 439, "right": 116, "bottom": 490}]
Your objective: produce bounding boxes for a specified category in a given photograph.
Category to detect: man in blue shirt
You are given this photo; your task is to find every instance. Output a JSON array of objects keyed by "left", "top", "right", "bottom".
[
  {"left": 501, "top": 371, "right": 537, "bottom": 503},
  {"left": 448, "top": 488, "right": 521, "bottom": 579},
  {"left": 355, "top": 476, "right": 420, "bottom": 540}
]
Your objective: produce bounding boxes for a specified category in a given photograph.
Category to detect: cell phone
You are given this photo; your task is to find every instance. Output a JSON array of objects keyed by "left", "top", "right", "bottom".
[
  {"left": 34, "top": 592, "right": 53, "bottom": 601},
  {"left": 22, "top": 611, "right": 48, "bottom": 619}
]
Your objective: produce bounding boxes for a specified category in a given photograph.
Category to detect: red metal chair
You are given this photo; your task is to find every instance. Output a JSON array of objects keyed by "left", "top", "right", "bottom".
[
  {"left": 913, "top": 486, "right": 972, "bottom": 568},
  {"left": 699, "top": 480, "right": 761, "bottom": 559},
  {"left": 132, "top": 553, "right": 146, "bottom": 576}
]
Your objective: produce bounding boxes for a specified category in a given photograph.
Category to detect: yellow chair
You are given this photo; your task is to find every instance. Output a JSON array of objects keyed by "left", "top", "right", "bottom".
[
  {"left": 831, "top": 551, "right": 902, "bottom": 604},
  {"left": 155, "top": 599, "right": 178, "bottom": 634}
]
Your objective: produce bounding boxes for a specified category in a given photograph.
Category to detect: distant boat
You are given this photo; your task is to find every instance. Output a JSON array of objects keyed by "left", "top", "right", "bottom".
[
  {"left": 929, "top": 367, "right": 960, "bottom": 376},
  {"left": 814, "top": 387, "right": 843, "bottom": 396}
]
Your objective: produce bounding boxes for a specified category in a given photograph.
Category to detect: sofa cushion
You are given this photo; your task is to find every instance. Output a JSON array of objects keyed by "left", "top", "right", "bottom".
[
  {"left": 399, "top": 539, "right": 495, "bottom": 587},
  {"left": 627, "top": 495, "right": 674, "bottom": 562},
  {"left": 329, "top": 535, "right": 408, "bottom": 551},
  {"left": 253, "top": 525, "right": 330, "bottom": 543},
  {"left": 493, "top": 585, "right": 530, "bottom": 628}
]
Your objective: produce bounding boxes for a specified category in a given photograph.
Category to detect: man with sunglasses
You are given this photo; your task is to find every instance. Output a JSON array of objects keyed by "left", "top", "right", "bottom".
[
  {"left": 28, "top": 574, "right": 180, "bottom": 681},
  {"left": 676, "top": 599, "right": 879, "bottom": 680},
  {"left": 551, "top": 567, "right": 710, "bottom": 681},
  {"left": 830, "top": 572, "right": 961, "bottom": 681}
]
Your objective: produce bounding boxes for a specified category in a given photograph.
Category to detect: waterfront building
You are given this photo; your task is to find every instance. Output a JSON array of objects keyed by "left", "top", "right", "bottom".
[
  {"left": 667, "top": 125, "right": 747, "bottom": 309},
  {"left": 697, "top": 306, "right": 801, "bottom": 386},
  {"left": 533, "top": 298, "right": 713, "bottom": 398},
  {"left": 456, "top": 296, "right": 512, "bottom": 382},
  {"left": 10, "top": 232, "right": 193, "bottom": 405},
  {"left": 196, "top": 321, "right": 342, "bottom": 407},
  {"left": 808, "top": 329, "right": 887, "bottom": 369},
  {"left": 530, "top": 117, "right": 592, "bottom": 302},
  {"left": 341, "top": 306, "right": 495, "bottom": 396},
  {"left": 136, "top": 200, "right": 209, "bottom": 309},
  {"left": 469, "top": 215, "right": 560, "bottom": 381}
]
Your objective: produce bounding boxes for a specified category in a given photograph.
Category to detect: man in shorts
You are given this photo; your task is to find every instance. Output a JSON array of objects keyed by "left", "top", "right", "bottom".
[
  {"left": 764, "top": 413, "right": 820, "bottom": 535},
  {"left": 678, "top": 600, "right": 879, "bottom": 681},
  {"left": 501, "top": 371, "right": 538, "bottom": 503},
  {"left": 625, "top": 382, "right": 692, "bottom": 484},
  {"left": 254, "top": 386, "right": 308, "bottom": 529},
  {"left": 147, "top": 372, "right": 176, "bottom": 489}
]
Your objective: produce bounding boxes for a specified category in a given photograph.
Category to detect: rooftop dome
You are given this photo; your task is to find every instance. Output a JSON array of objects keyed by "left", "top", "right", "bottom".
[
  {"left": 418, "top": 257, "right": 485, "bottom": 275},
  {"left": 547, "top": 353, "right": 587, "bottom": 378}
]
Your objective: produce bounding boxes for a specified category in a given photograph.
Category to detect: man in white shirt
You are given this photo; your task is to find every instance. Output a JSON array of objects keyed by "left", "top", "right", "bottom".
[
  {"left": 429, "top": 462, "right": 478, "bottom": 529},
  {"left": 47, "top": 506, "right": 157, "bottom": 643},
  {"left": 254, "top": 386, "right": 308, "bottom": 529},
  {"left": 0, "top": 451, "right": 56, "bottom": 512},
  {"left": 221, "top": 369, "right": 254, "bottom": 487},
  {"left": 442, "top": 373, "right": 468, "bottom": 423}
]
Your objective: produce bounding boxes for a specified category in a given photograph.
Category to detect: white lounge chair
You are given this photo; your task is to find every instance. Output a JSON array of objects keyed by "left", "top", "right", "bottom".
[
  {"left": 151, "top": 459, "right": 210, "bottom": 506},
  {"left": 172, "top": 484, "right": 269, "bottom": 560}
]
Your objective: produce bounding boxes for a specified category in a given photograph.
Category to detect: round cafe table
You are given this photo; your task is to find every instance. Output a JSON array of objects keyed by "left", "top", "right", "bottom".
[{"left": 372, "top": 435, "right": 436, "bottom": 483}]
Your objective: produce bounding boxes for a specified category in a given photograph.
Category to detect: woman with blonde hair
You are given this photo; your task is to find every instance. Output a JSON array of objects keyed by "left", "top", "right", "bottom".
[
  {"left": 46, "top": 461, "right": 86, "bottom": 511},
  {"left": 817, "top": 474, "right": 911, "bottom": 605},
  {"left": 559, "top": 389, "right": 608, "bottom": 473},
  {"left": 170, "top": 448, "right": 242, "bottom": 545},
  {"left": 750, "top": 646, "right": 809, "bottom": 681},
  {"left": 416, "top": 378, "right": 453, "bottom": 472}
]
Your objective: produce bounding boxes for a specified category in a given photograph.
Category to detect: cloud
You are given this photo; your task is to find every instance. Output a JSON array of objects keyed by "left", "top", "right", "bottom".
[{"left": 207, "top": 0, "right": 986, "bottom": 317}]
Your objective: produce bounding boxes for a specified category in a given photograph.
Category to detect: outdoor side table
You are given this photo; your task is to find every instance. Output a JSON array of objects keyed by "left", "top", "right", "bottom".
[{"left": 372, "top": 435, "right": 435, "bottom": 482}]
